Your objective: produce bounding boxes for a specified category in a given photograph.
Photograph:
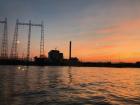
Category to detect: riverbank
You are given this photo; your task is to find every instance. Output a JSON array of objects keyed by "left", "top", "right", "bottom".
[{"left": 0, "top": 59, "right": 140, "bottom": 68}]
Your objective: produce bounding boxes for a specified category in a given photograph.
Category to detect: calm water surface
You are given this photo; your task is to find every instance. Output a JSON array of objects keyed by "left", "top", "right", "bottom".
[{"left": 0, "top": 66, "right": 140, "bottom": 105}]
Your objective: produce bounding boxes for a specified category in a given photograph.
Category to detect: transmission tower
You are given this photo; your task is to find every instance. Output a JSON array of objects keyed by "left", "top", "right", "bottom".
[
  {"left": 10, "top": 19, "right": 19, "bottom": 59},
  {"left": 29, "top": 21, "right": 45, "bottom": 58},
  {"left": 27, "top": 20, "right": 31, "bottom": 61},
  {"left": 10, "top": 19, "right": 45, "bottom": 61},
  {"left": 15, "top": 20, "right": 32, "bottom": 61},
  {"left": 0, "top": 18, "right": 8, "bottom": 59},
  {"left": 40, "top": 21, "right": 44, "bottom": 57}
]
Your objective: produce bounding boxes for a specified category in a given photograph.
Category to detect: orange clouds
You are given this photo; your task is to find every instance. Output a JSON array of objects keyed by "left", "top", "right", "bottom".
[
  {"left": 77, "top": 19, "right": 140, "bottom": 62},
  {"left": 96, "top": 19, "right": 140, "bottom": 35}
]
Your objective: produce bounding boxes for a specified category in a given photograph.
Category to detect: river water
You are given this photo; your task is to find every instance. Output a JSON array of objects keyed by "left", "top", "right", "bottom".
[{"left": 0, "top": 66, "right": 140, "bottom": 105}]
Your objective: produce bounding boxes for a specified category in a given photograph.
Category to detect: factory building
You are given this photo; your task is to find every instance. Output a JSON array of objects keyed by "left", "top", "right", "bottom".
[
  {"left": 48, "top": 49, "right": 63, "bottom": 63},
  {"left": 34, "top": 41, "right": 79, "bottom": 65}
]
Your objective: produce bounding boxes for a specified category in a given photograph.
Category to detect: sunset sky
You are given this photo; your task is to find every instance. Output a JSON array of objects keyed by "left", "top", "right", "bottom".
[{"left": 1, "top": 0, "right": 140, "bottom": 62}]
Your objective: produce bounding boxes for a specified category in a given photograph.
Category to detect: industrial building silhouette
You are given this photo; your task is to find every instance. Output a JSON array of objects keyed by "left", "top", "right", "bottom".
[
  {"left": 0, "top": 18, "right": 79, "bottom": 66},
  {"left": 34, "top": 41, "right": 79, "bottom": 66}
]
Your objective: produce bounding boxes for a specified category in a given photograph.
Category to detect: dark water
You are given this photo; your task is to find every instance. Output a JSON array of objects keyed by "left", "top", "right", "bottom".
[{"left": 0, "top": 66, "right": 140, "bottom": 105}]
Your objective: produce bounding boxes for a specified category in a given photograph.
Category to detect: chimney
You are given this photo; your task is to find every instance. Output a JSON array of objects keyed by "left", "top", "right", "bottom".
[{"left": 69, "top": 41, "right": 71, "bottom": 60}]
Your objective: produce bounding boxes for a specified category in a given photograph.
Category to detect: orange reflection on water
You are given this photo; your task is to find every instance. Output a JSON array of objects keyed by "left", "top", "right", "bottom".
[{"left": 0, "top": 66, "right": 140, "bottom": 105}]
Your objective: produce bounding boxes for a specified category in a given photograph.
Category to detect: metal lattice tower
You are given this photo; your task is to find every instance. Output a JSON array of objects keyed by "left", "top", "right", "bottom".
[
  {"left": 27, "top": 20, "right": 31, "bottom": 61},
  {"left": 0, "top": 18, "right": 8, "bottom": 59},
  {"left": 10, "top": 19, "right": 45, "bottom": 61},
  {"left": 10, "top": 19, "right": 19, "bottom": 59},
  {"left": 40, "top": 21, "right": 44, "bottom": 57},
  {"left": 28, "top": 21, "right": 45, "bottom": 59},
  {"left": 16, "top": 20, "right": 32, "bottom": 61}
]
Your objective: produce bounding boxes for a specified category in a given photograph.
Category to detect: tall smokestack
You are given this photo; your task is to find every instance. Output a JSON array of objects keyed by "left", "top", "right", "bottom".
[{"left": 69, "top": 41, "right": 71, "bottom": 60}]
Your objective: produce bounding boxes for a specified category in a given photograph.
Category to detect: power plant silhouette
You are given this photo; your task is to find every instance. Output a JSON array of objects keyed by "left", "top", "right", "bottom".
[
  {"left": 0, "top": 18, "right": 79, "bottom": 66},
  {"left": 1, "top": 18, "right": 140, "bottom": 67}
]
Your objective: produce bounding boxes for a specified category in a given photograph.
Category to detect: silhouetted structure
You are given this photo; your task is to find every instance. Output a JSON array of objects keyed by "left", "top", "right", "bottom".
[
  {"left": 40, "top": 21, "right": 45, "bottom": 58},
  {"left": 34, "top": 41, "right": 80, "bottom": 66},
  {"left": 68, "top": 41, "right": 79, "bottom": 65},
  {"left": 10, "top": 19, "right": 18, "bottom": 59},
  {"left": 10, "top": 19, "right": 45, "bottom": 61},
  {"left": 69, "top": 41, "right": 71, "bottom": 60},
  {"left": 34, "top": 56, "right": 48, "bottom": 65},
  {"left": 0, "top": 18, "right": 8, "bottom": 59},
  {"left": 48, "top": 50, "right": 63, "bottom": 65},
  {"left": 69, "top": 57, "right": 79, "bottom": 65}
]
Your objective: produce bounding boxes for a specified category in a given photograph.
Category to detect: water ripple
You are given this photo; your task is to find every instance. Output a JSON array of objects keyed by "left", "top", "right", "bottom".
[{"left": 0, "top": 66, "right": 140, "bottom": 105}]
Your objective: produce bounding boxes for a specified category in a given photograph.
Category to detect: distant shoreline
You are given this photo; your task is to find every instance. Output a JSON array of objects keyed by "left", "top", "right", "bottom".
[{"left": 0, "top": 59, "right": 140, "bottom": 68}]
